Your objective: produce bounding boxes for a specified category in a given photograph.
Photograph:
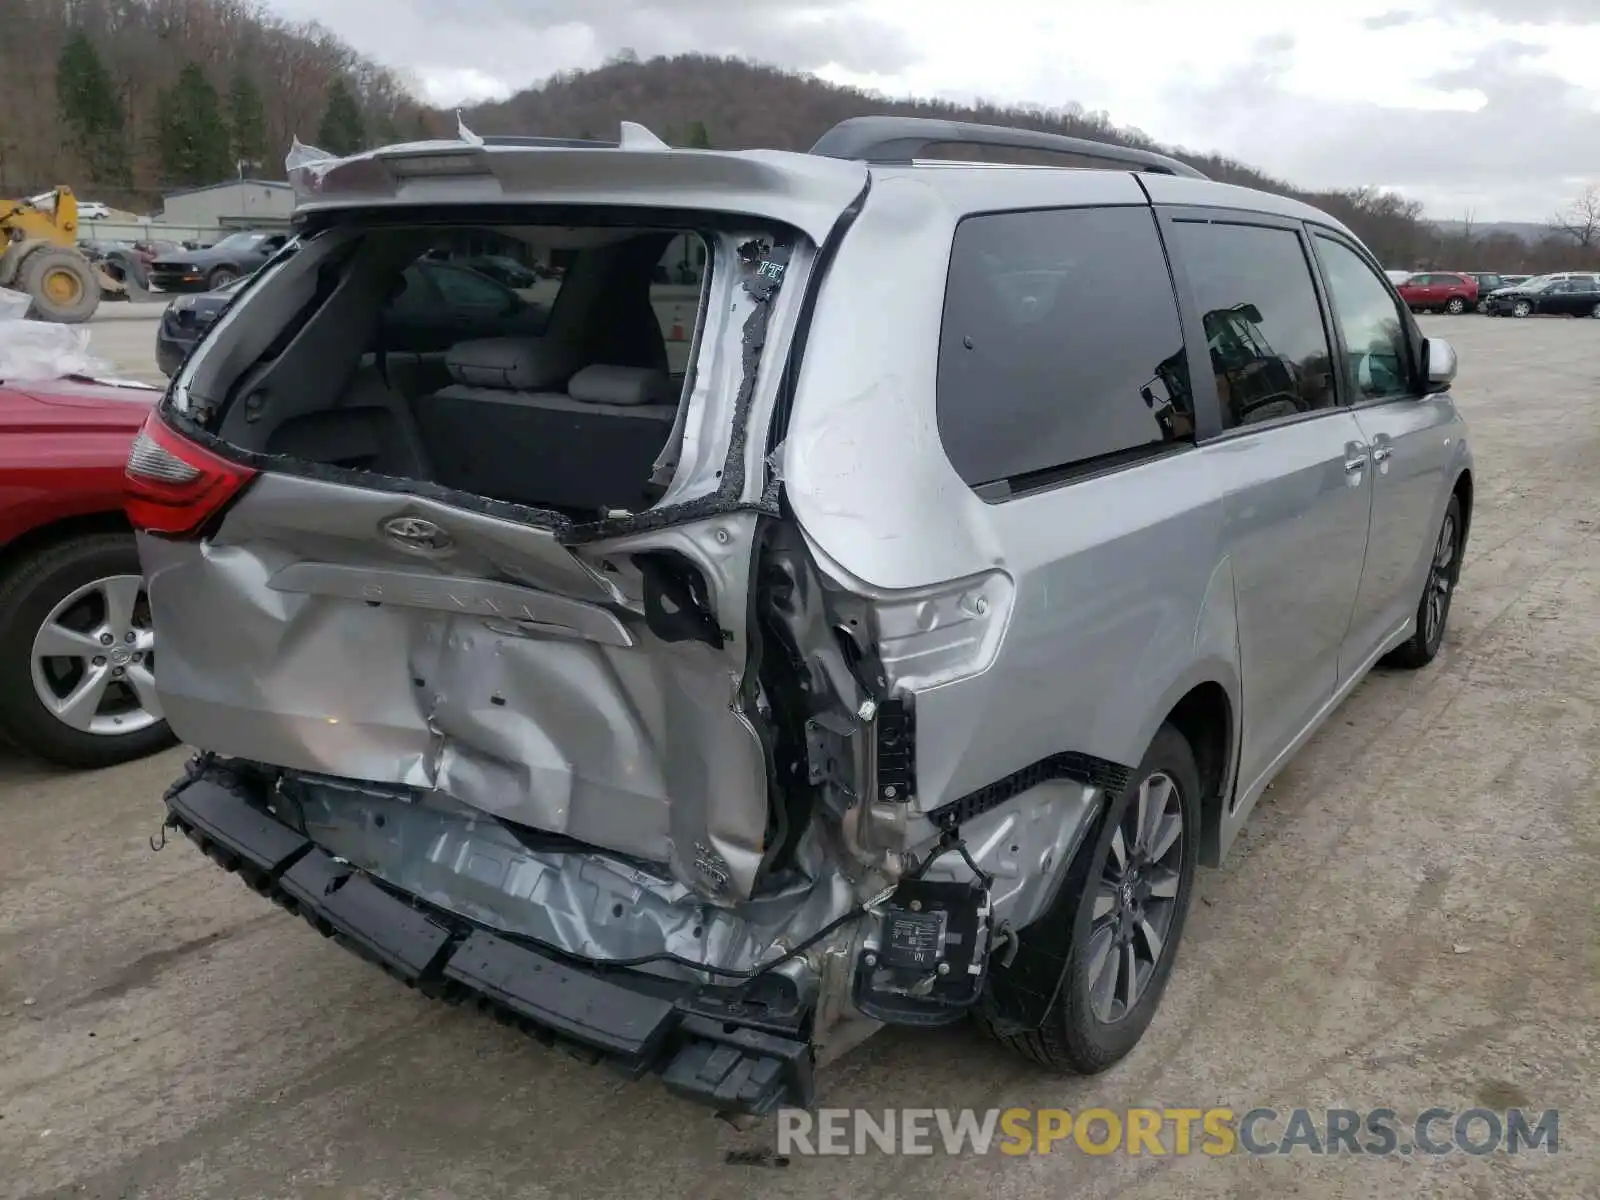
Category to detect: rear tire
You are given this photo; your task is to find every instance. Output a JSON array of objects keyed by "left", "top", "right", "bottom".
[
  {"left": 1445, "top": 296, "right": 1466, "bottom": 314},
  {"left": 977, "top": 724, "right": 1200, "bottom": 1073},
  {"left": 0, "top": 534, "right": 176, "bottom": 769},
  {"left": 1384, "top": 494, "right": 1463, "bottom": 670},
  {"left": 22, "top": 247, "right": 100, "bottom": 324}
]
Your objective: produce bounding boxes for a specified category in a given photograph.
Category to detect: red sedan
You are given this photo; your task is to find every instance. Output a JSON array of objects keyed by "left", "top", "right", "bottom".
[
  {"left": 1395, "top": 271, "right": 1479, "bottom": 314},
  {"left": 0, "top": 375, "right": 175, "bottom": 767}
]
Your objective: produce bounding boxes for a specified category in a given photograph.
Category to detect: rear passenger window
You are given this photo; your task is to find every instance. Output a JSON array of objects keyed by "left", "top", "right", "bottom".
[
  {"left": 1313, "top": 235, "right": 1413, "bottom": 402},
  {"left": 1168, "top": 220, "right": 1337, "bottom": 430},
  {"left": 937, "top": 206, "right": 1193, "bottom": 490}
]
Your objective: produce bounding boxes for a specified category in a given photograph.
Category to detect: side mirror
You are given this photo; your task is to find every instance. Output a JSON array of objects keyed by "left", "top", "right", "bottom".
[{"left": 1423, "top": 337, "right": 1457, "bottom": 394}]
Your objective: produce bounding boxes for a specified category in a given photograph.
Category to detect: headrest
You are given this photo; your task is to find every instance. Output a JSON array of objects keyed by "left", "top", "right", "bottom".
[
  {"left": 567, "top": 365, "right": 673, "bottom": 407},
  {"left": 446, "top": 338, "right": 573, "bottom": 390}
]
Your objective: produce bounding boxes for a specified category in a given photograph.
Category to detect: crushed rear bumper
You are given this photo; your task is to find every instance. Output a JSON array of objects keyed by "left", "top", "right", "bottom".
[{"left": 162, "top": 760, "right": 817, "bottom": 1115}]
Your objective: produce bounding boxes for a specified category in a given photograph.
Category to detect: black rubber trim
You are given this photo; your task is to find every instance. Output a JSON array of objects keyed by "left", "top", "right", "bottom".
[
  {"left": 809, "top": 115, "right": 1207, "bottom": 178},
  {"left": 662, "top": 1015, "right": 816, "bottom": 1115},
  {"left": 172, "top": 778, "right": 310, "bottom": 875},
  {"left": 446, "top": 930, "right": 677, "bottom": 1059},
  {"left": 927, "top": 752, "right": 1133, "bottom": 831},
  {"left": 161, "top": 766, "right": 816, "bottom": 1114}
]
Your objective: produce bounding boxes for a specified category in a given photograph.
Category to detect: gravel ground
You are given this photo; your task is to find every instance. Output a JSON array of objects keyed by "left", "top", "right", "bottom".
[
  {"left": 2, "top": 313, "right": 1596, "bottom": 1199},
  {"left": 82, "top": 303, "right": 168, "bottom": 386}
]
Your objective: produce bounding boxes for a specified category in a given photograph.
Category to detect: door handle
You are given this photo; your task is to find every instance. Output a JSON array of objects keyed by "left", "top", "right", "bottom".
[
  {"left": 1344, "top": 445, "right": 1370, "bottom": 473},
  {"left": 1371, "top": 445, "right": 1393, "bottom": 464}
]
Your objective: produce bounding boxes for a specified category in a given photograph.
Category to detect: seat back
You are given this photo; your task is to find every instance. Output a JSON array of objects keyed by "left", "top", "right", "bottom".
[{"left": 413, "top": 339, "right": 678, "bottom": 513}]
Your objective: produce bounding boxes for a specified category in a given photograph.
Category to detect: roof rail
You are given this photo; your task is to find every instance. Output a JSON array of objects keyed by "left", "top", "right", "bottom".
[{"left": 808, "top": 116, "right": 1209, "bottom": 180}]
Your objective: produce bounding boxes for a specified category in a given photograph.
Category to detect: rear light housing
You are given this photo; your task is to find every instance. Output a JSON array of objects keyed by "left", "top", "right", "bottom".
[{"left": 124, "top": 410, "right": 257, "bottom": 537}]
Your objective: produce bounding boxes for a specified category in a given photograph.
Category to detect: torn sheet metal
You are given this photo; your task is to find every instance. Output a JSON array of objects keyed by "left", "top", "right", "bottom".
[{"left": 292, "top": 775, "right": 859, "bottom": 977}]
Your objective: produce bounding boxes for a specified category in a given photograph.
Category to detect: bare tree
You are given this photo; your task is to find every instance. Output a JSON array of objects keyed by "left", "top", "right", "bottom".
[{"left": 1553, "top": 184, "right": 1600, "bottom": 248}]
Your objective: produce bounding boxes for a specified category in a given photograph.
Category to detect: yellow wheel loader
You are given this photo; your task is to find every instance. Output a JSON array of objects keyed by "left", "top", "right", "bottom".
[{"left": 0, "top": 187, "right": 124, "bottom": 322}]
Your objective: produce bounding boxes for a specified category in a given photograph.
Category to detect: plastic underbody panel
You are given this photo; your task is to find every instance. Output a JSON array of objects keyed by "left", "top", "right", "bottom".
[{"left": 163, "top": 760, "right": 817, "bottom": 1114}]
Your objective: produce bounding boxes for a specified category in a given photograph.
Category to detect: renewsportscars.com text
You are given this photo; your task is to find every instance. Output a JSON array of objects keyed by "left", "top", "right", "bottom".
[{"left": 776, "top": 1107, "right": 1559, "bottom": 1157}]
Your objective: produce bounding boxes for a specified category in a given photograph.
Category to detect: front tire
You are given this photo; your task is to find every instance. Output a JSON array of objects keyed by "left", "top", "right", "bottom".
[
  {"left": 0, "top": 533, "right": 176, "bottom": 768},
  {"left": 206, "top": 266, "right": 237, "bottom": 290},
  {"left": 1512, "top": 299, "right": 1533, "bottom": 318},
  {"left": 22, "top": 247, "right": 100, "bottom": 324},
  {"left": 1385, "top": 494, "right": 1463, "bottom": 670},
  {"left": 978, "top": 724, "right": 1200, "bottom": 1073}
]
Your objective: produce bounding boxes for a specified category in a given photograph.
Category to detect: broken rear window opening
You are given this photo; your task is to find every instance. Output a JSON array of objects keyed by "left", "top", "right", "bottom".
[{"left": 167, "top": 216, "right": 756, "bottom": 525}]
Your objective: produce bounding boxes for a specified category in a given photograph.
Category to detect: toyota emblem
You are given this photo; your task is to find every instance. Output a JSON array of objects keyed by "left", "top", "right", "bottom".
[{"left": 381, "top": 515, "right": 452, "bottom": 553}]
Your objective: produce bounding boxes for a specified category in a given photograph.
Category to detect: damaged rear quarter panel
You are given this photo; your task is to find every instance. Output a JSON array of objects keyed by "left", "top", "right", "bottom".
[
  {"left": 142, "top": 225, "right": 829, "bottom": 906},
  {"left": 141, "top": 489, "right": 775, "bottom": 900}
]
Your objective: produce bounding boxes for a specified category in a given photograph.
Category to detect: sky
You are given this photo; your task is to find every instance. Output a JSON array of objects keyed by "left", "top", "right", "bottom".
[{"left": 259, "top": 0, "right": 1600, "bottom": 221}]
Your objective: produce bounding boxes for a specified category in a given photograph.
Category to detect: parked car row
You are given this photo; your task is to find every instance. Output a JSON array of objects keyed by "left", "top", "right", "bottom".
[{"left": 1391, "top": 269, "right": 1600, "bottom": 317}]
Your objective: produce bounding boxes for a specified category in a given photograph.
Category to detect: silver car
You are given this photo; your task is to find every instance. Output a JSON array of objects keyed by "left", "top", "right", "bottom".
[{"left": 129, "top": 117, "right": 1473, "bottom": 1112}]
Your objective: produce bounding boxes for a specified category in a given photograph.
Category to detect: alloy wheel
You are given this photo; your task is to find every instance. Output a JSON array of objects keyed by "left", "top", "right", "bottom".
[
  {"left": 1423, "top": 511, "right": 1457, "bottom": 650},
  {"left": 29, "top": 574, "right": 162, "bottom": 737},
  {"left": 1446, "top": 297, "right": 1466, "bottom": 314},
  {"left": 1513, "top": 300, "right": 1532, "bottom": 318},
  {"left": 1084, "top": 771, "right": 1185, "bottom": 1024}
]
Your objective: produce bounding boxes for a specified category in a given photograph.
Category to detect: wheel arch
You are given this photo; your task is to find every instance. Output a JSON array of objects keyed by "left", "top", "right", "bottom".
[
  {"left": 0, "top": 510, "right": 134, "bottom": 582},
  {"left": 1452, "top": 468, "right": 1473, "bottom": 558},
  {"left": 1158, "top": 678, "right": 1236, "bottom": 868}
]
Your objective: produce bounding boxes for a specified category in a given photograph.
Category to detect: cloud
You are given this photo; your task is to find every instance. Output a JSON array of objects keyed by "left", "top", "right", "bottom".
[
  {"left": 258, "top": 0, "right": 1600, "bottom": 219},
  {"left": 1362, "top": 11, "right": 1421, "bottom": 30},
  {"left": 1168, "top": 40, "right": 1599, "bottom": 218},
  {"left": 1442, "top": 0, "right": 1600, "bottom": 23},
  {"left": 267, "top": 0, "right": 914, "bottom": 99}
]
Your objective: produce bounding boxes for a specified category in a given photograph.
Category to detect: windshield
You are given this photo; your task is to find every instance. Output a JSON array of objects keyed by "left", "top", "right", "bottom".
[{"left": 211, "top": 233, "right": 267, "bottom": 253}]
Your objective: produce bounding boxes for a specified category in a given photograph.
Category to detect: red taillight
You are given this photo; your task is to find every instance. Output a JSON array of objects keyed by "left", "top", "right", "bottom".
[{"left": 124, "top": 411, "right": 257, "bottom": 537}]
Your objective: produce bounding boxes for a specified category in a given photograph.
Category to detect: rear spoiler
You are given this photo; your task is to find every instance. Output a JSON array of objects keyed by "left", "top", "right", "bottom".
[{"left": 286, "top": 121, "right": 869, "bottom": 245}]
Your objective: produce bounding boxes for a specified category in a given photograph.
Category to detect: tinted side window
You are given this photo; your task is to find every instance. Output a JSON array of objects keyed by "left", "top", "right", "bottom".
[
  {"left": 430, "top": 263, "right": 515, "bottom": 315},
  {"left": 1314, "top": 235, "right": 1413, "bottom": 402},
  {"left": 937, "top": 206, "right": 1191, "bottom": 489},
  {"left": 1168, "top": 220, "right": 1337, "bottom": 430}
]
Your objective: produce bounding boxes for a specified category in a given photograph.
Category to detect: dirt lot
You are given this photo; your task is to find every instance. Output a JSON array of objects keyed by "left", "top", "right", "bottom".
[
  {"left": 2, "top": 314, "right": 1596, "bottom": 1198},
  {"left": 77, "top": 303, "right": 170, "bottom": 386}
]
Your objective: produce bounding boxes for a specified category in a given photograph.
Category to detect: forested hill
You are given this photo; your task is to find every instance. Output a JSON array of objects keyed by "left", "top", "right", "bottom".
[
  {"left": 459, "top": 54, "right": 1447, "bottom": 269},
  {"left": 5, "top": 7, "right": 1585, "bottom": 272},
  {"left": 1, "top": 0, "right": 431, "bottom": 204}
]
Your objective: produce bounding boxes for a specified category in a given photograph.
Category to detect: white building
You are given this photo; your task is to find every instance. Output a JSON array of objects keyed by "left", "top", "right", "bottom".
[{"left": 159, "top": 180, "right": 295, "bottom": 230}]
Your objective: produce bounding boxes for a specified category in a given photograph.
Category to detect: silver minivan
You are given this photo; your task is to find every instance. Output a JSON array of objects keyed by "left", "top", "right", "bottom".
[{"left": 132, "top": 117, "right": 1473, "bottom": 1113}]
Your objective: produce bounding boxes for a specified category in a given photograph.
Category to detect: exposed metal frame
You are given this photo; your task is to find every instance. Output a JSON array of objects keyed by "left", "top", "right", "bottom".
[{"left": 808, "top": 115, "right": 1209, "bottom": 179}]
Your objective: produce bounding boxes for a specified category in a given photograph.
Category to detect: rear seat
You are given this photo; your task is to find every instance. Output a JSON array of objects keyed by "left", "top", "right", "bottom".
[{"left": 413, "top": 338, "right": 678, "bottom": 513}]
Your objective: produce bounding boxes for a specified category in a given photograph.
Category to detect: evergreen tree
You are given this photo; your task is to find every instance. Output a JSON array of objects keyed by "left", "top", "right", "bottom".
[
  {"left": 373, "top": 111, "right": 402, "bottom": 147},
  {"left": 685, "top": 121, "right": 712, "bottom": 149},
  {"left": 227, "top": 72, "right": 268, "bottom": 168},
  {"left": 56, "top": 29, "right": 131, "bottom": 186},
  {"left": 155, "top": 63, "right": 232, "bottom": 187},
  {"left": 317, "top": 77, "right": 365, "bottom": 156}
]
